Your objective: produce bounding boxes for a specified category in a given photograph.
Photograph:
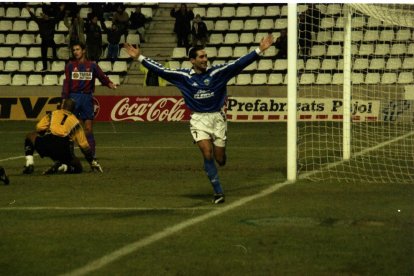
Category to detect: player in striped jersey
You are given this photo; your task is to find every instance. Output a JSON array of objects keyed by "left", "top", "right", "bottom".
[
  {"left": 124, "top": 34, "right": 274, "bottom": 203},
  {"left": 23, "top": 98, "right": 103, "bottom": 175},
  {"left": 62, "top": 42, "right": 117, "bottom": 158}
]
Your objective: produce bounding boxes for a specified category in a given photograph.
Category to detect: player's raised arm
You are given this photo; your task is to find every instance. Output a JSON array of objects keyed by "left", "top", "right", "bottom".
[
  {"left": 259, "top": 34, "right": 275, "bottom": 53},
  {"left": 124, "top": 43, "right": 141, "bottom": 60}
]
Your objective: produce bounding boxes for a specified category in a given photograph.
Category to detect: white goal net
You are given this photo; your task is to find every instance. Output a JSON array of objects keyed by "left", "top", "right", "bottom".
[{"left": 297, "top": 4, "right": 414, "bottom": 183}]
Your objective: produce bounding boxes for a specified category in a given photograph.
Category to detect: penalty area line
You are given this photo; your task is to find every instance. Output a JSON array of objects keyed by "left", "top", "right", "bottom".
[
  {"left": 60, "top": 130, "right": 414, "bottom": 275},
  {"left": 59, "top": 179, "right": 295, "bottom": 276},
  {"left": 0, "top": 206, "right": 215, "bottom": 211}
]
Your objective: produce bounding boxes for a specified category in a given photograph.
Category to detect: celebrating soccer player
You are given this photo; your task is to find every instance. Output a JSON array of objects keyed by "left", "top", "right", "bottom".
[{"left": 124, "top": 34, "right": 274, "bottom": 204}]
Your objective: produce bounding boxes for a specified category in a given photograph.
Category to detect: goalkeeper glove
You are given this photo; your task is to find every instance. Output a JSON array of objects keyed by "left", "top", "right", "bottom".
[{"left": 90, "top": 160, "right": 103, "bottom": 173}]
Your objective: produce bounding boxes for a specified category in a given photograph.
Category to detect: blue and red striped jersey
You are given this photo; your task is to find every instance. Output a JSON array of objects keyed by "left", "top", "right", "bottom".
[{"left": 62, "top": 60, "right": 112, "bottom": 98}]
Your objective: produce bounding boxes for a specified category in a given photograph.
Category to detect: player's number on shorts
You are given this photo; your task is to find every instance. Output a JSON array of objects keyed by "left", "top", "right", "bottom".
[{"left": 60, "top": 114, "right": 68, "bottom": 125}]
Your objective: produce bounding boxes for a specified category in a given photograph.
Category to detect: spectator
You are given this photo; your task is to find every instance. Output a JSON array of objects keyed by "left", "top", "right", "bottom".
[
  {"left": 64, "top": 11, "right": 85, "bottom": 55},
  {"left": 63, "top": 2, "right": 79, "bottom": 18},
  {"left": 129, "top": 7, "right": 149, "bottom": 43},
  {"left": 102, "top": 22, "right": 123, "bottom": 62},
  {"left": 89, "top": 2, "right": 105, "bottom": 22},
  {"left": 170, "top": 4, "right": 194, "bottom": 48},
  {"left": 103, "top": 3, "right": 116, "bottom": 21},
  {"left": 275, "top": 28, "right": 288, "bottom": 59},
  {"left": 191, "top": 14, "right": 209, "bottom": 47},
  {"left": 25, "top": 5, "right": 64, "bottom": 71},
  {"left": 112, "top": 4, "right": 129, "bottom": 42},
  {"left": 85, "top": 14, "right": 103, "bottom": 61}
]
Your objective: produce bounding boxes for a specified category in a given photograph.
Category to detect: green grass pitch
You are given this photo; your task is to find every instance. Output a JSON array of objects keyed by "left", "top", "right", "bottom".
[{"left": 0, "top": 121, "right": 412, "bottom": 275}]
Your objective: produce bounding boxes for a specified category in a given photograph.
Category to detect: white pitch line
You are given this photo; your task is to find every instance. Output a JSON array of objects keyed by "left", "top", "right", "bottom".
[
  {"left": 299, "top": 130, "right": 414, "bottom": 179},
  {"left": 0, "top": 206, "right": 215, "bottom": 211},
  {"left": 60, "top": 130, "right": 414, "bottom": 276},
  {"left": 0, "top": 146, "right": 281, "bottom": 162},
  {"left": 59, "top": 179, "right": 294, "bottom": 276},
  {"left": 0, "top": 155, "right": 27, "bottom": 162}
]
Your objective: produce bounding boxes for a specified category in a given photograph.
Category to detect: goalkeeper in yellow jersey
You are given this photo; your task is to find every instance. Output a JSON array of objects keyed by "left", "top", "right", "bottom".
[{"left": 23, "top": 98, "right": 103, "bottom": 175}]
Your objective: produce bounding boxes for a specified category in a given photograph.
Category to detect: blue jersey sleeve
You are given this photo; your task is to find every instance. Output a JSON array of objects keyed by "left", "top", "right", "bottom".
[
  {"left": 140, "top": 57, "right": 190, "bottom": 85},
  {"left": 210, "top": 49, "right": 260, "bottom": 82}
]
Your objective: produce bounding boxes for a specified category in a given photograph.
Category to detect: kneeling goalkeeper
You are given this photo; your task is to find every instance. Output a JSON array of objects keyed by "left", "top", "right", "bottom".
[{"left": 23, "top": 98, "right": 103, "bottom": 175}]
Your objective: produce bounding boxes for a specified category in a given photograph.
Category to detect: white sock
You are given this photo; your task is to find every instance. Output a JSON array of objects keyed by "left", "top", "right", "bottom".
[
  {"left": 58, "top": 164, "right": 68, "bottom": 173},
  {"left": 25, "top": 155, "right": 34, "bottom": 166}
]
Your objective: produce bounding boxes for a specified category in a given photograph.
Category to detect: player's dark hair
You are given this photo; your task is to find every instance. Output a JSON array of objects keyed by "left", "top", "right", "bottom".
[
  {"left": 62, "top": 98, "right": 76, "bottom": 113},
  {"left": 71, "top": 42, "right": 88, "bottom": 60},
  {"left": 188, "top": 46, "right": 205, "bottom": 59},
  {"left": 72, "top": 42, "right": 86, "bottom": 51}
]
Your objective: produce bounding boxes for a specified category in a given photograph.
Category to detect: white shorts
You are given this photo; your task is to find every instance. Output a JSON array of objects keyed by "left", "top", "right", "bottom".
[{"left": 190, "top": 111, "right": 227, "bottom": 147}]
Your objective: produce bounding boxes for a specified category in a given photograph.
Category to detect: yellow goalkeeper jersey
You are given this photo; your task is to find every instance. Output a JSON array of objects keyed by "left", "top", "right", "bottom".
[{"left": 36, "top": 109, "right": 90, "bottom": 151}]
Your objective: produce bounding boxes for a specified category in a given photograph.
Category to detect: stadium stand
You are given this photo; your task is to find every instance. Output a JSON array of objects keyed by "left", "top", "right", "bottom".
[
  {"left": 0, "top": 3, "right": 413, "bottom": 86},
  {"left": 0, "top": 2, "right": 157, "bottom": 86}
]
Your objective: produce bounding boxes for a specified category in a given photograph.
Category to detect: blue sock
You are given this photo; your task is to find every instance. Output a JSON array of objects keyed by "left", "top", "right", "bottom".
[
  {"left": 86, "top": 133, "right": 96, "bottom": 158},
  {"left": 204, "top": 158, "right": 223, "bottom": 194}
]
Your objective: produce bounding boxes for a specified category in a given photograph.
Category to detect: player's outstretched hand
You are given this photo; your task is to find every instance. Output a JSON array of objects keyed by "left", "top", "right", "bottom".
[
  {"left": 259, "top": 34, "right": 274, "bottom": 53},
  {"left": 90, "top": 160, "right": 103, "bottom": 173},
  {"left": 124, "top": 43, "right": 140, "bottom": 59}
]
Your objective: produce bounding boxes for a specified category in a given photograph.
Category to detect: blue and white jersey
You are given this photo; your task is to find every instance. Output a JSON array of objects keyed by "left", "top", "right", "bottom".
[{"left": 138, "top": 49, "right": 261, "bottom": 112}]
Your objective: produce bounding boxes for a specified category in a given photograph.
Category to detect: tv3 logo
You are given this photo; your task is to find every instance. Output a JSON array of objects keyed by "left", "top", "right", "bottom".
[
  {"left": 0, "top": 97, "right": 61, "bottom": 118},
  {"left": 382, "top": 100, "right": 411, "bottom": 121}
]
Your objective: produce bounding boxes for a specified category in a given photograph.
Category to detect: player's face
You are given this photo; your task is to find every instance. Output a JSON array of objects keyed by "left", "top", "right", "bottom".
[
  {"left": 192, "top": 50, "right": 208, "bottom": 72},
  {"left": 72, "top": 45, "right": 85, "bottom": 60}
]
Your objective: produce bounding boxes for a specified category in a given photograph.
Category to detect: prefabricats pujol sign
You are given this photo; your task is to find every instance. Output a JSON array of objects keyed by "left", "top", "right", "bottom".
[
  {"left": 0, "top": 96, "right": 392, "bottom": 122},
  {"left": 226, "top": 97, "right": 381, "bottom": 122}
]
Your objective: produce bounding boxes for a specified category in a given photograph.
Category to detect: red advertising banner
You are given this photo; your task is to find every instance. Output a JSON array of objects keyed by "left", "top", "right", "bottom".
[
  {"left": 3, "top": 96, "right": 404, "bottom": 122},
  {"left": 94, "top": 96, "right": 191, "bottom": 122}
]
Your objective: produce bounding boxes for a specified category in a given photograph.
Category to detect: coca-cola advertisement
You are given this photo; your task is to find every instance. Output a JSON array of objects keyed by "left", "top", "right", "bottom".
[{"left": 94, "top": 96, "right": 191, "bottom": 122}]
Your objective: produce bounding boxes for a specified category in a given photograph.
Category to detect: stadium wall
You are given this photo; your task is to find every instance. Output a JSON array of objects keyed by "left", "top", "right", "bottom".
[
  {"left": 1, "top": 85, "right": 411, "bottom": 122},
  {"left": 0, "top": 84, "right": 407, "bottom": 98}
]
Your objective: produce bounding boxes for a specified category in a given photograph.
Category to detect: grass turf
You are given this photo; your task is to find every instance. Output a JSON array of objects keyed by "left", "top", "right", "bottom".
[{"left": 0, "top": 121, "right": 412, "bottom": 275}]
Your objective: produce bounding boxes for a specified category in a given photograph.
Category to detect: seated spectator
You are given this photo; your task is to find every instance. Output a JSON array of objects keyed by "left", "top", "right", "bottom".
[
  {"left": 275, "top": 29, "right": 288, "bottom": 59},
  {"left": 112, "top": 4, "right": 129, "bottom": 42},
  {"left": 103, "top": 3, "right": 116, "bottom": 21},
  {"left": 191, "top": 14, "right": 209, "bottom": 47},
  {"left": 129, "top": 7, "right": 149, "bottom": 43},
  {"left": 102, "top": 22, "right": 123, "bottom": 62}
]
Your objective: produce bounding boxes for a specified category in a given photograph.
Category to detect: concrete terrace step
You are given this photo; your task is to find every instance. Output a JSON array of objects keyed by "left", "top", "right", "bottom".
[{"left": 124, "top": 3, "right": 185, "bottom": 85}]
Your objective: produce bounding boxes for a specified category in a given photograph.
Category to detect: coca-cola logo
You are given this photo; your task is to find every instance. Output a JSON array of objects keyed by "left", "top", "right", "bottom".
[
  {"left": 111, "top": 97, "right": 187, "bottom": 122},
  {"left": 93, "top": 97, "right": 100, "bottom": 118}
]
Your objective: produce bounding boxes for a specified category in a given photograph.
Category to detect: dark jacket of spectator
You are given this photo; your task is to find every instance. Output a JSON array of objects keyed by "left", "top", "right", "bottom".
[
  {"left": 191, "top": 14, "right": 209, "bottom": 47},
  {"left": 170, "top": 4, "right": 194, "bottom": 47},
  {"left": 27, "top": 7, "right": 62, "bottom": 40},
  {"left": 102, "top": 22, "right": 123, "bottom": 45},
  {"left": 129, "top": 8, "right": 147, "bottom": 29},
  {"left": 275, "top": 29, "right": 288, "bottom": 59}
]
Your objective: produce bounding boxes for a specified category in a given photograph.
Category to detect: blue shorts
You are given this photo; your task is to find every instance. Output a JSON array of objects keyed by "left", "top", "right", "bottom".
[{"left": 69, "top": 93, "right": 94, "bottom": 121}]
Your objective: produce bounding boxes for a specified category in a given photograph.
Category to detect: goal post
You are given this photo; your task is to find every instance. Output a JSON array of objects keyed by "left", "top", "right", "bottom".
[
  {"left": 287, "top": 3, "right": 298, "bottom": 181},
  {"left": 295, "top": 3, "right": 414, "bottom": 183}
]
